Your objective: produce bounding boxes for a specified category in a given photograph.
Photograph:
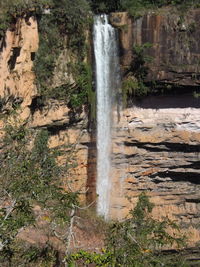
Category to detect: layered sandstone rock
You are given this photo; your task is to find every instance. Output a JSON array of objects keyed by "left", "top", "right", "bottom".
[
  {"left": 0, "top": 15, "right": 91, "bottom": 203},
  {"left": 28, "top": 101, "right": 90, "bottom": 202},
  {"left": 108, "top": 11, "right": 200, "bottom": 246},
  {"left": 109, "top": 95, "right": 200, "bottom": 245}
]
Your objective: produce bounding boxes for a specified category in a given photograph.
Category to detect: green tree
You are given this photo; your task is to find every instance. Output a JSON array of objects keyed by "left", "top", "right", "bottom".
[{"left": 90, "top": 0, "right": 122, "bottom": 13}]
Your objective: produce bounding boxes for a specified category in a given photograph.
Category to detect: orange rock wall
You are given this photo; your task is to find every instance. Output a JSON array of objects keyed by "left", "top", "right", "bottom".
[{"left": 0, "top": 16, "right": 38, "bottom": 121}]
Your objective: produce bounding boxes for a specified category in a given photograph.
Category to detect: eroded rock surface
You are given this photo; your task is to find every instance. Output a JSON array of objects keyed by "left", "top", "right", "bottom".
[
  {"left": 110, "top": 100, "right": 200, "bottom": 245},
  {"left": 111, "top": 9, "right": 200, "bottom": 86},
  {"left": 109, "top": 11, "right": 200, "bottom": 245},
  {"left": 0, "top": 16, "right": 38, "bottom": 115}
]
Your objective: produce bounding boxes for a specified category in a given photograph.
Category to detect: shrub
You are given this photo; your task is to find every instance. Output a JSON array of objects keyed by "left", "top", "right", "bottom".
[
  {"left": 66, "top": 193, "right": 187, "bottom": 266},
  {"left": 121, "top": 43, "right": 153, "bottom": 105}
]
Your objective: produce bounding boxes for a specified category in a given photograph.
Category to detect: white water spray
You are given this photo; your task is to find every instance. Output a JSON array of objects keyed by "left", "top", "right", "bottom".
[{"left": 93, "top": 15, "right": 120, "bottom": 218}]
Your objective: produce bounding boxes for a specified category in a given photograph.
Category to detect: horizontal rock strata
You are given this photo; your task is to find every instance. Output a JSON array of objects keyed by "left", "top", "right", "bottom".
[{"left": 110, "top": 103, "right": 200, "bottom": 245}]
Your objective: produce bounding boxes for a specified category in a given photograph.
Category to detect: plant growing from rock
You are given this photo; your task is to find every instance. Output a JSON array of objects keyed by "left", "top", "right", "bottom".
[
  {"left": 121, "top": 43, "right": 153, "bottom": 106},
  {"left": 34, "top": 0, "right": 92, "bottom": 110}
]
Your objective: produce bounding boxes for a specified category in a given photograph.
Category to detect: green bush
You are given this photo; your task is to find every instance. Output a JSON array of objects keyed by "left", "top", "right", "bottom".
[
  {"left": 90, "top": 0, "right": 200, "bottom": 15},
  {"left": 66, "top": 193, "right": 187, "bottom": 267},
  {"left": 69, "top": 62, "right": 95, "bottom": 112},
  {"left": 121, "top": 43, "right": 153, "bottom": 105},
  {"left": 34, "top": 0, "right": 91, "bottom": 105}
]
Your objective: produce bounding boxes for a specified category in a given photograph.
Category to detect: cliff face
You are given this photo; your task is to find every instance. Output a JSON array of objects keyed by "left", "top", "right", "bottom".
[
  {"left": 110, "top": 101, "right": 200, "bottom": 245},
  {"left": 109, "top": 10, "right": 200, "bottom": 245},
  {"left": 0, "top": 16, "right": 38, "bottom": 121},
  {"left": 0, "top": 9, "right": 200, "bottom": 247},
  {"left": 0, "top": 16, "right": 90, "bottom": 203},
  {"left": 111, "top": 9, "right": 200, "bottom": 86}
]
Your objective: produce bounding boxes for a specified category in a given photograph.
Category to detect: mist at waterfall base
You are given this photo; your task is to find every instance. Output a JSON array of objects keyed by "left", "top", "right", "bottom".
[{"left": 93, "top": 14, "right": 120, "bottom": 219}]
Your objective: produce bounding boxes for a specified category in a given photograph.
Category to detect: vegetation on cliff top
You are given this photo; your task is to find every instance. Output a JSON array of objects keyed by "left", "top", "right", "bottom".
[
  {"left": 91, "top": 0, "right": 200, "bottom": 13},
  {"left": 1, "top": 0, "right": 200, "bottom": 35}
]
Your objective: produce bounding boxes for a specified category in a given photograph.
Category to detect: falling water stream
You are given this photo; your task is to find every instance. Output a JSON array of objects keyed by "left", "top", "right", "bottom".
[{"left": 93, "top": 14, "right": 120, "bottom": 218}]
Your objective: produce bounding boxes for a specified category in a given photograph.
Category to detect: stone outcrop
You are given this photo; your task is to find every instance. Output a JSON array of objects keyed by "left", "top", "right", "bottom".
[
  {"left": 108, "top": 11, "right": 200, "bottom": 246},
  {"left": 0, "top": 15, "right": 91, "bottom": 204},
  {"left": 110, "top": 95, "right": 200, "bottom": 245},
  {"left": 108, "top": 12, "right": 200, "bottom": 246},
  {"left": 110, "top": 9, "right": 200, "bottom": 86},
  {"left": 0, "top": 12, "right": 92, "bottom": 202},
  {"left": 0, "top": 16, "right": 38, "bottom": 118}
]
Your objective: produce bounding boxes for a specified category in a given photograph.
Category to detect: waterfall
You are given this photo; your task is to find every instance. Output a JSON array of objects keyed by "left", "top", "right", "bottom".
[{"left": 93, "top": 14, "right": 120, "bottom": 218}]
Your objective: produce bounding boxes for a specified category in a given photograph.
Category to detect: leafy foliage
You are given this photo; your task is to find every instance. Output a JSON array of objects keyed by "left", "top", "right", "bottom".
[
  {"left": 34, "top": 0, "right": 92, "bottom": 109},
  {"left": 91, "top": 0, "right": 200, "bottom": 15},
  {"left": 69, "top": 62, "right": 95, "bottom": 112},
  {"left": 0, "top": 0, "right": 51, "bottom": 36},
  {"left": 122, "top": 43, "right": 153, "bottom": 106},
  {"left": 66, "top": 249, "right": 112, "bottom": 266},
  {"left": 67, "top": 193, "right": 187, "bottom": 266},
  {"left": 0, "top": 0, "right": 92, "bottom": 111},
  {"left": 0, "top": 122, "right": 79, "bottom": 264},
  {"left": 19, "top": 244, "right": 58, "bottom": 266},
  {"left": 90, "top": 0, "right": 122, "bottom": 13}
]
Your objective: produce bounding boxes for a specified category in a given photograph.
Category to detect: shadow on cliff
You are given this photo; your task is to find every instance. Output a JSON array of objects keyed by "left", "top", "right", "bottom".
[
  {"left": 150, "top": 170, "right": 200, "bottom": 185},
  {"left": 124, "top": 141, "right": 200, "bottom": 153},
  {"left": 134, "top": 93, "right": 200, "bottom": 109}
]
